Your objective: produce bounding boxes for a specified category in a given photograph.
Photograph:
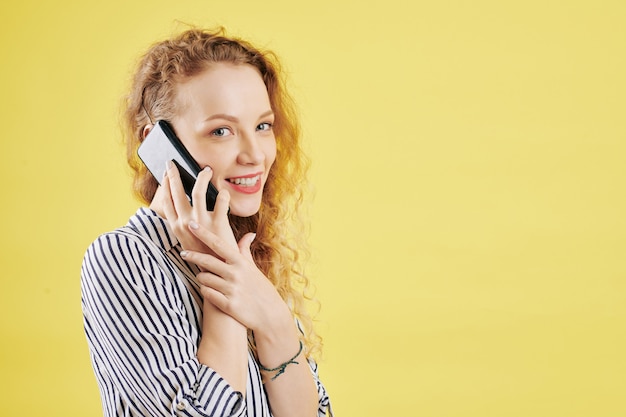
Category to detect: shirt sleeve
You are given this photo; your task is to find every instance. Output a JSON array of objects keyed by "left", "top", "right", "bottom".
[
  {"left": 293, "top": 318, "right": 333, "bottom": 416},
  {"left": 81, "top": 231, "right": 245, "bottom": 417},
  {"left": 307, "top": 357, "right": 333, "bottom": 417}
]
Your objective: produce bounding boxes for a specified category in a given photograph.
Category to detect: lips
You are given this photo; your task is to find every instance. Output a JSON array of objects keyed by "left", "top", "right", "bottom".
[{"left": 226, "top": 172, "right": 263, "bottom": 194}]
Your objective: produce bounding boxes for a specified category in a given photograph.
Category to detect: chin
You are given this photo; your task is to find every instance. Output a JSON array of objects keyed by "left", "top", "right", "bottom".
[{"left": 228, "top": 200, "right": 262, "bottom": 218}]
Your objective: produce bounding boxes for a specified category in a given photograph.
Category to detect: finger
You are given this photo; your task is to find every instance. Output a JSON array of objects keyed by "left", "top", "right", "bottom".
[
  {"left": 200, "top": 286, "right": 230, "bottom": 313},
  {"left": 181, "top": 249, "right": 231, "bottom": 277},
  {"left": 191, "top": 166, "right": 213, "bottom": 215},
  {"left": 166, "top": 161, "right": 192, "bottom": 217},
  {"left": 188, "top": 222, "right": 241, "bottom": 263},
  {"left": 238, "top": 232, "right": 256, "bottom": 262},
  {"left": 213, "top": 189, "right": 231, "bottom": 219},
  {"left": 160, "top": 174, "right": 178, "bottom": 223},
  {"left": 196, "top": 271, "right": 231, "bottom": 294}
]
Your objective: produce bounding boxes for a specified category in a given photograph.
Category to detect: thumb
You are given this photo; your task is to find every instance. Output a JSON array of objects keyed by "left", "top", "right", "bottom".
[{"left": 238, "top": 232, "right": 256, "bottom": 262}]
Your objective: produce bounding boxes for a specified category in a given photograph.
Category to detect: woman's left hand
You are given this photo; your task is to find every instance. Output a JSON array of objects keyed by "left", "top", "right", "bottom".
[{"left": 180, "top": 222, "right": 292, "bottom": 332}]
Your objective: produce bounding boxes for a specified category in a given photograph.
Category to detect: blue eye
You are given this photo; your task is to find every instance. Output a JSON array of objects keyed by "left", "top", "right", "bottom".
[
  {"left": 257, "top": 122, "right": 273, "bottom": 131},
  {"left": 211, "top": 127, "right": 232, "bottom": 137}
]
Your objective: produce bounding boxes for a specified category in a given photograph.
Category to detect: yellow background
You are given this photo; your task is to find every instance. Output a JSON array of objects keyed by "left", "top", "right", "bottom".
[{"left": 1, "top": 0, "right": 624, "bottom": 416}]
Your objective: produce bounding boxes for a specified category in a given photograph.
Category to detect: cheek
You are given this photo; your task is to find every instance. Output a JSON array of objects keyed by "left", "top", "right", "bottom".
[
  {"left": 194, "top": 147, "right": 236, "bottom": 178},
  {"left": 265, "top": 140, "right": 277, "bottom": 168}
]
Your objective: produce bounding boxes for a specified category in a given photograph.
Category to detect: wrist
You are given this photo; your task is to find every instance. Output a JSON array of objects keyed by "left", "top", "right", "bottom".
[
  {"left": 253, "top": 307, "right": 297, "bottom": 346},
  {"left": 252, "top": 313, "right": 303, "bottom": 372},
  {"left": 258, "top": 340, "right": 303, "bottom": 382}
]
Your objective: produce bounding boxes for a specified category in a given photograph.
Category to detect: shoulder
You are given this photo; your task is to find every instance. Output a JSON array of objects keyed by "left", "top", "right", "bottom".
[
  {"left": 80, "top": 209, "right": 188, "bottom": 306},
  {"left": 82, "top": 227, "right": 150, "bottom": 267},
  {"left": 81, "top": 227, "right": 187, "bottom": 316},
  {"left": 81, "top": 226, "right": 169, "bottom": 291},
  {"left": 82, "top": 208, "right": 173, "bottom": 273}
]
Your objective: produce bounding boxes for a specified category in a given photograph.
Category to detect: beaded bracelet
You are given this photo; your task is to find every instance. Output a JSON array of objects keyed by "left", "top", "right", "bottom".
[{"left": 258, "top": 340, "right": 303, "bottom": 381}]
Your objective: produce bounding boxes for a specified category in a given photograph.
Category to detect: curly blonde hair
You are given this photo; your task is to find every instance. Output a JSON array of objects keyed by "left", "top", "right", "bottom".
[{"left": 122, "top": 28, "right": 321, "bottom": 357}]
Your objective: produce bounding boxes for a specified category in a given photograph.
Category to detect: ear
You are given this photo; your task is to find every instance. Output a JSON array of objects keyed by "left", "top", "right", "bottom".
[{"left": 142, "top": 124, "right": 154, "bottom": 139}]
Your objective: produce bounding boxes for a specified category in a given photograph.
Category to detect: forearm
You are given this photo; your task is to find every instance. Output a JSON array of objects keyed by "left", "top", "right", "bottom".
[
  {"left": 197, "top": 299, "right": 248, "bottom": 393},
  {"left": 255, "top": 315, "right": 318, "bottom": 417},
  {"left": 178, "top": 222, "right": 321, "bottom": 414}
]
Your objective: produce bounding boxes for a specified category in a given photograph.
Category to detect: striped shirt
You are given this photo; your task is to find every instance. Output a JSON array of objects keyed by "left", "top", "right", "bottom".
[{"left": 81, "top": 207, "right": 332, "bottom": 416}]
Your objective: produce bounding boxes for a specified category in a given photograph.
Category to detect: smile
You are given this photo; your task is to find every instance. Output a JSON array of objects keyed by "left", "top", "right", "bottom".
[{"left": 227, "top": 174, "right": 261, "bottom": 186}]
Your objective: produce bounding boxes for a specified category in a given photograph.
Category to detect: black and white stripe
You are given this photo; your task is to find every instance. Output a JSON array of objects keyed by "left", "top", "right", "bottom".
[{"left": 81, "top": 208, "right": 331, "bottom": 416}]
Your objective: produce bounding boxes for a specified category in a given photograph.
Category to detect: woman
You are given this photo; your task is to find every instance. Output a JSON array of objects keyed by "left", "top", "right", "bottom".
[{"left": 81, "top": 28, "right": 332, "bottom": 417}]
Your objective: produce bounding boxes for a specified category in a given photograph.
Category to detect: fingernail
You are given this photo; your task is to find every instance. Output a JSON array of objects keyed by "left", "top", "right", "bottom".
[
  {"left": 189, "top": 221, "right": 199, "bottom": 230},
  {"left": 203, "top": 166, "right": 212, "bottom": 172},
  {"left": 165, "top": 160, "right": 173, "bottom": 171},
  {"left": 180, "top": 250, "right": 188, "bottom": 258},
  {"left": 250, "top": 233, "right": 257, "bottom": 242}
]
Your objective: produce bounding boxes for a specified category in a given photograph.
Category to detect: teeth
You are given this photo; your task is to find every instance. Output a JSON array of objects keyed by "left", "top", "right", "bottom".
[{"left": 229, "top": 175, "right": 260, "bottom": 186}]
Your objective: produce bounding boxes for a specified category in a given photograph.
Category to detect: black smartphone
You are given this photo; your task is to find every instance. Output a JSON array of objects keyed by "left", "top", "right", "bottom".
[{"left": 137, "top": 120, "right": 219, "bottom": 211}]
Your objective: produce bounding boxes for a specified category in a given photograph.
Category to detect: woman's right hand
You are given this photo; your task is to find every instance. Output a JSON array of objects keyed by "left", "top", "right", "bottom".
[{"left": 155, "top": 161, "right": 238, "bottom": 258}]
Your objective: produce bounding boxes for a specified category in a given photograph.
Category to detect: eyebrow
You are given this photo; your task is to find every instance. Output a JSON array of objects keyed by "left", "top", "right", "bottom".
[{"left": 204, "top": 110, "right": 274, "bottom": 123}]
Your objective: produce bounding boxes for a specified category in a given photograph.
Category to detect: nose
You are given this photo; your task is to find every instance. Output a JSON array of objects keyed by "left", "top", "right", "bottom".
[{"left": 237, "top": 131, "right": 265, "bottom": 166}]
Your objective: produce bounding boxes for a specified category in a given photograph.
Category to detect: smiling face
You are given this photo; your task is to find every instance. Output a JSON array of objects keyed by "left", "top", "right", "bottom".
[{"left": 170, "top": 63, "right": 277, "bottom": 217}]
